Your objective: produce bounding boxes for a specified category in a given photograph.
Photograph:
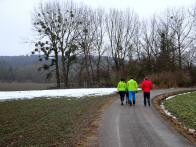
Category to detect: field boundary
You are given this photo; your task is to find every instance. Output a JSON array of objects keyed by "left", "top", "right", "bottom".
[{"left": 153, "top": 89, "right": 196, "bottom": 144}]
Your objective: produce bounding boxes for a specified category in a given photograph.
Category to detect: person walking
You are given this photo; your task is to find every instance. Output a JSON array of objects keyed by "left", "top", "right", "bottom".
[
  {"left": 127, "top": 77, "right": 138, "bottom": 106},
  {"left": 117, "top": 79, "right": 127, "bottom": 105},
  {"left": 141, "top": 77, "right": 153, "bottom": 107}
]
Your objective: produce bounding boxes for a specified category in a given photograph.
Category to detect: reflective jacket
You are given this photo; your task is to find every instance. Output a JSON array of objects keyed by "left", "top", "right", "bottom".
[
  {"left": 127, "top": 79, "right": 138, "bottom": 91},
  {"left": 117, "top": 81, "right": 127, "bottom": 92},
  {"left": 141, "top": 80, "right": 153, "bottom": 93}
]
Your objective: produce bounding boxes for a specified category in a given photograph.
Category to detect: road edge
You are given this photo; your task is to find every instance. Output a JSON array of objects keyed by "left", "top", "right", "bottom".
[
  {"left": 78, "top": 94, "right": 117, "bottom": 147},
  {"left": 153, "top": 89, "right": 196, "bottom": 145}
]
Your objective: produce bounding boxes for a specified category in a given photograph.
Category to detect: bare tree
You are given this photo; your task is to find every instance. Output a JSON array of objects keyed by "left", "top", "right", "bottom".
[
  {"left": 169, "top": 8, "right": 193, "bottom": 69},
  {"left": 132, "top": 21, "right": 142, "bottom": 62},
  {"left": 92, "top": 9, "right": 106, "bottom": 83},
  {"left": 77, "top": 7, "right": 98, "bottom": 86},
  {"left": 33, "top": 2, "right": 62, "bottom": 88},
  {"left": 57, "top": 2, "right": 83, "bottom": 87},
  {"left": 156, "top": 13, "right": 177, "bottom": 71},
  {"left": 184, "top": 44, "right": 196, "bottom": 69},
  {"left": 140, "top": 17, "right": 159, "bottom": 73},
  {"left": 105, "top": 9, "right": 138, "bottom": 78},
  {"left": 33, "top": 1, "right": 83, "bottom": 88}
]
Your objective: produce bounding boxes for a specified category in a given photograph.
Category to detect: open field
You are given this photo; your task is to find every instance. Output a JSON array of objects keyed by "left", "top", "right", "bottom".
[
  {"left": 164, "top": 92, "right": 196, "bottom": 129},
  {"left": 0, "top": 82, "right": 56, "bottom": 91},
  {"left": 0, "top": 95, "right": 116, "bottom": 146}
]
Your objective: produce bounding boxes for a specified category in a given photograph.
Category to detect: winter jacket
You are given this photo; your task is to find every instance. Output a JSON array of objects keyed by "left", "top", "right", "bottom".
[
  {"left": 141, "top": 80, "right": 153, "bottom": 93},
  {"left": 117, "top": 81, "right": 127, "bottom": 92},
  {"left": 127, "top": 79, "right": 138, "bottom": 92}
]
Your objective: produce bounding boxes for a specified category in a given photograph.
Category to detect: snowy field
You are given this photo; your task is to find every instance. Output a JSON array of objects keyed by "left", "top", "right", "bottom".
[{"left": 0, "top": 88, "right": 117, "bottom": 101}]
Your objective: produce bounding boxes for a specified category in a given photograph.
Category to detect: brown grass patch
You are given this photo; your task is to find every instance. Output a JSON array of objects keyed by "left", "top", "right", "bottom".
[{"left": 78, "top": 94, "right": 117, "bottom": 147}]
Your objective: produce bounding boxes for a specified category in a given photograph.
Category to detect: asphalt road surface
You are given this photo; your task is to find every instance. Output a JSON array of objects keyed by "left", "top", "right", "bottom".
[{"left": 99, "top": 89, "right": 195, "bottom": 147}]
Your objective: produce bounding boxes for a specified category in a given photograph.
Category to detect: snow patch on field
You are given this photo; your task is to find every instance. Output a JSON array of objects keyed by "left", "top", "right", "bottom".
[
  {"left": 0, "top": 88, "right": 117, "bottom": 101},
  {"left": 165, "top": 92, "right": 192, "bottom": 100}
]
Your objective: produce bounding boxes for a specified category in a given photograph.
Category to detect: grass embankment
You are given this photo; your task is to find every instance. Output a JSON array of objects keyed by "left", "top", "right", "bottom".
[
  {"left": 164, "top": 92, "right": 196, "bottom": 129},
  {"left": 0, "top": 95, "right": 115, "bottom": 146}
]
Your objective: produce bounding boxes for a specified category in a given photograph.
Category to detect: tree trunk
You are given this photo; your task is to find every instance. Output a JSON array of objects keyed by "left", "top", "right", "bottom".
[
  {"left": 65, "top": 62, "right": 70, "bottom": 88},
  {"left": 61, "top": 52, "right": 67, "bottom": 88},
  {"left": 54, "top": 50, "right": 60, "bottom": 88},
  {"left": 178, "top": 47, "right": 182, "bottom": 69},
  {"left": 96, "top": 58, "right": 100, "bottom": 83}
]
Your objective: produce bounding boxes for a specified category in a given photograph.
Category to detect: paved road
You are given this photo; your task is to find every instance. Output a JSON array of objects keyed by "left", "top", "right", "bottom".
[{"left": 99, "top": 89, "right": 195, "bottom": 147}]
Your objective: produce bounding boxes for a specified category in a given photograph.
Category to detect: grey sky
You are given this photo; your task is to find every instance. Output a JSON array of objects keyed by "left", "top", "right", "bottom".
[{"left": 0, "top": 0, "right": 195, "bottom": 56}]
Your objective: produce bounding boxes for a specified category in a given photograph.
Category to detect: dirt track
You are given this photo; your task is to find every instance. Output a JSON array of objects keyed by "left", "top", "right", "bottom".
[{"left": 99, "top": 89, "right": 195, "bottom": 147}]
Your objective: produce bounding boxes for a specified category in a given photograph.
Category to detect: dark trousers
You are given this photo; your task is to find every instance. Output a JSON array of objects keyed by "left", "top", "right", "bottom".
[
  {"left": 119, "top": 91, "right": 125, "bottom": 103},
  {"left": 125, "top": 92, "right": 129, "bottom": 104},
  {"left": 144, "top": 92, "right": 150, "bottom": 106}
]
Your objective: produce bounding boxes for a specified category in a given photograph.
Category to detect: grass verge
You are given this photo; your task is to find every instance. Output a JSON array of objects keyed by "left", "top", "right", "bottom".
[
  {"left": 164, "top": 92, "right": 196, "bottom": 129},
  {"left": 0, "top": 95, "right": 116, "bottom": 146},
  {"left": 153, "top": 89, "right": 196, "bottom": 144},
  {"left": 79, "top": 94, "right": 117, "bottom": 147}
]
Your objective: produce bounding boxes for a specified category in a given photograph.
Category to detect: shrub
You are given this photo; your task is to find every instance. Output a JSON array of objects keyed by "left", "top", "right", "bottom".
[{"left": 150, "top": 71, "right": 191, "bottom": 88}]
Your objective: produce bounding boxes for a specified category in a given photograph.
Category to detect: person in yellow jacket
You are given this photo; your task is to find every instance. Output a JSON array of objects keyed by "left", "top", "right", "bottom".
[
  {"left": 127, "top": 77, "right": 138, "bottom": 106},
  {"left": 117, "top": 79, "right": 127, "bottom": 105}
]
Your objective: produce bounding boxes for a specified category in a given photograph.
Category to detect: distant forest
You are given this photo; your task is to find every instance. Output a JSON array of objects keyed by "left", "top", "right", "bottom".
[
  {"left": 0, "top": 54, "right": 195, "bottom": 88},
  {"left": 0, "top": 55, "right": 114, "bottom": 87},
  {"left": 0, "top": 56, "right": 50, "bottom": 83}
]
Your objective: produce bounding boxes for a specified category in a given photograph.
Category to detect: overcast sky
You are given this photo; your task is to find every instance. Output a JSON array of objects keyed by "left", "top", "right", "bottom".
[{"left": 0, "top": 0, "right": 195, "bottom": 56}]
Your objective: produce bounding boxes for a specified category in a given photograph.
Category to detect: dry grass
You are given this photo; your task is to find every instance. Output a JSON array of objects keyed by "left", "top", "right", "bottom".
[
  {"left": 0, "top": 82, "right": 55, "bottom": 91},
  {"left": 78, "top": 95, "right": 117, "bottom": 147},
  {"left": 150, "top": 71, "right": 192, "bottom": 88}
]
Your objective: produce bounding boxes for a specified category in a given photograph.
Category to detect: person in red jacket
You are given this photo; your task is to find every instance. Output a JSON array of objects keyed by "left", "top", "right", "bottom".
[{"left": 141, "top": 77, "right": 153, "bottom": 107}]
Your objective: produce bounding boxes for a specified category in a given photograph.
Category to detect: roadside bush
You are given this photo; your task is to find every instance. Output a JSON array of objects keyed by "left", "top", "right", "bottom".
[{"left": 150, "top": 71, "right": 191, "bottom": 88}]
